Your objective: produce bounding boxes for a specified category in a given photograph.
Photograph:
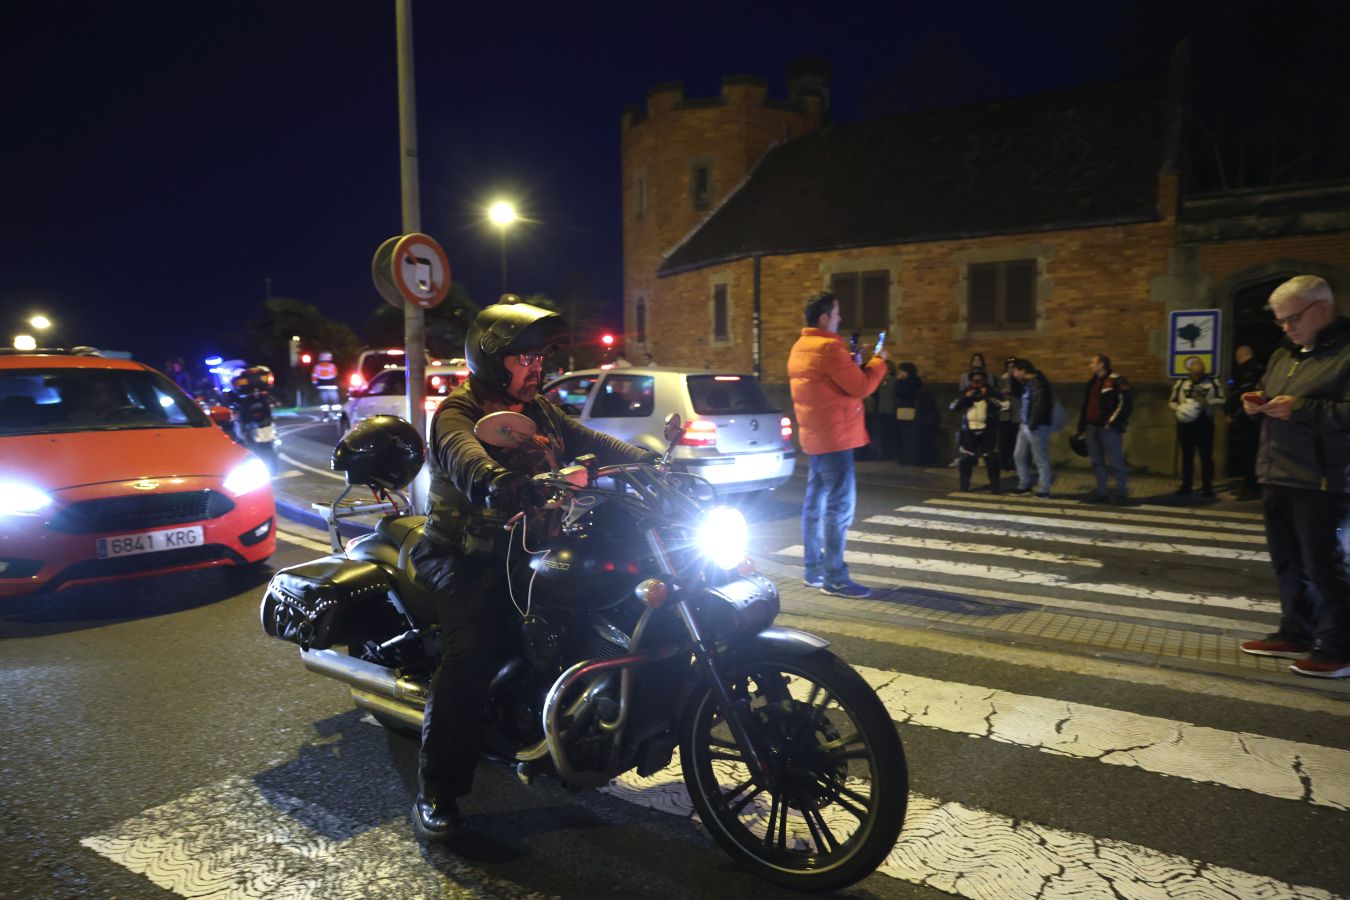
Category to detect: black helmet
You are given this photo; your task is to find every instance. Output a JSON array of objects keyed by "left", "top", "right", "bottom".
[
  {"left": 1068, "top": 432, "right": 1089, "bottom": 458},
  {"left": 465, "top": 301, "right": 567, "bottom": 392},
  {"left": 331, "top": 415, "right": 425, "bottom": 490}
]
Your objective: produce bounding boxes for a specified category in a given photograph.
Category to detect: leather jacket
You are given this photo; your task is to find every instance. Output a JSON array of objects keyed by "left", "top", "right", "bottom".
[{"left": 1255, "top": 317, "right": 1350, "bottom": 493}]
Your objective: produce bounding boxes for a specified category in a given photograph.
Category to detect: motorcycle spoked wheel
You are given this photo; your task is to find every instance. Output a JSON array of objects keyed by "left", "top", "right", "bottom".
[{"left": 680, "top": 649, "right": 907, "bottom": 892}]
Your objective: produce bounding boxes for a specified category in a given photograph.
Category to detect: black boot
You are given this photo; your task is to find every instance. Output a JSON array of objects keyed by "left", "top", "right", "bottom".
[{"left": 414, "top": 794, "right": 467, "bottom": 842}]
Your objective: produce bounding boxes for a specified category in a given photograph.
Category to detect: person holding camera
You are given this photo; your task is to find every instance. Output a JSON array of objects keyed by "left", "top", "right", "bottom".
[
  {"left": 950, "top": 369, "right": 1005, "bottom": 492},
  {"left": 1169, "top": 356, "right": 1225, "bottom": 496}
]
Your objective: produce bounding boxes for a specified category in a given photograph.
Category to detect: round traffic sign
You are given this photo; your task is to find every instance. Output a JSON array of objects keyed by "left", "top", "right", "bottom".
[
  {"left": 392, "top": 233, "right": 451, "bottom": 309},
  {"left": 371, "top": 236, "right": 403, "bottom": 309}
]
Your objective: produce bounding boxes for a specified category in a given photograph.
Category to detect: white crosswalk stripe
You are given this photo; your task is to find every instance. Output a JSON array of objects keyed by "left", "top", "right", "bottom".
[
  {"left": 927, "top": 497, "right": 1269, "bottom": 532},
  {"left": 884, "top": 504, "right": 1268, "bottom": 544}
]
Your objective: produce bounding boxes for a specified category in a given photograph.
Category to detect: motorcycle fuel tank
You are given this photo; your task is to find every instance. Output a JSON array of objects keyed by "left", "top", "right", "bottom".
[{"left": 523, "top": 531, "right": 649, "bottom": 612}]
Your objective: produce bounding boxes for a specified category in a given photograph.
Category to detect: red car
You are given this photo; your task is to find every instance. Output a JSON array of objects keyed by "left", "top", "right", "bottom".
[{"left": 0, "top": 350, "right": 277, "bottom": 597}]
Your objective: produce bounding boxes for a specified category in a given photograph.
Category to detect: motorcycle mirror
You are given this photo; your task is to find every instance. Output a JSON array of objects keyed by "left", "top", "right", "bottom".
[
  {"left": 475, "top": 410, "right": 538, "bottom": 449},
  {"left": 663, "top": 413, "right": 683, "bottom": 445}
]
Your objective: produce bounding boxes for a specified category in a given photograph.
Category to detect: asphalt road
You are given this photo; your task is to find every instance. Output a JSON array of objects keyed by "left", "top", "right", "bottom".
[{"left": 2, "top": 412, "right": 1346, "bottom": 899}]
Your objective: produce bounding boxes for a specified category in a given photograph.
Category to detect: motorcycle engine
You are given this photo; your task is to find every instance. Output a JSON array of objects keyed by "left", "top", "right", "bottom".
[{"left": 520, "top": 614, "right": 568, "bottom": 670}]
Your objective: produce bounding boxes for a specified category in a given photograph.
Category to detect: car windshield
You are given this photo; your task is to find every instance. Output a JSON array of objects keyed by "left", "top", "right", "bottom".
[
  {"left": 686, "top": 374, "right": 777, "bottom": 415},
  {"left": 0, "top": 368, "right": 210, "bottom": 436}
]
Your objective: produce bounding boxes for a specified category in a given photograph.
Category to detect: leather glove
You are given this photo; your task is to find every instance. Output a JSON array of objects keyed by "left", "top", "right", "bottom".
[
  {"left": 637, "top": 451, "right": 663, "bottom": 466},
  {"left": 487, "top": 470, "right": 533, "bottom": 512}
]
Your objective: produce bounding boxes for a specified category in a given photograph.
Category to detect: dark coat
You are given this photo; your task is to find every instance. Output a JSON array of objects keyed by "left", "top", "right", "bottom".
[{"left": 1255, "top": 317, "right": 1350, "bottom": 493}]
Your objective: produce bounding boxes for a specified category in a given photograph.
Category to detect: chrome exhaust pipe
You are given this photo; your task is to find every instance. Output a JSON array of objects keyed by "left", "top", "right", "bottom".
[{"left": 301, "top": 648, "right": 428, "bottom": 708}]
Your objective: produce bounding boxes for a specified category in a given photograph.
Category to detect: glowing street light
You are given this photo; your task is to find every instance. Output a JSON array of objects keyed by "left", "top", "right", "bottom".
[
  {"left": 30, "top": 315, "right": 51, "bottom": 331},
  {"left": 487, "top": 200, "right": 517, "bottom": 294}
]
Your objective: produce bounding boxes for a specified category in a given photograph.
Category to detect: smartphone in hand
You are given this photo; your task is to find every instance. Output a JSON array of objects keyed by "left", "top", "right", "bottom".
[{"left": 873, "top": 331, "right": 887, "bottom": 355}]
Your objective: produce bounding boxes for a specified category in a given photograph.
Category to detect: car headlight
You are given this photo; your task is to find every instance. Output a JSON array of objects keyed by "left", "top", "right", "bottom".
[
  {"left": 698, "top": 506, "right": 748, "bottom": 570},
  {"left": 0, "top": 482, "right": 53, "bottom": 515},
  {"left": 223, "top": 458, "right": 271, "bottom": 495}
]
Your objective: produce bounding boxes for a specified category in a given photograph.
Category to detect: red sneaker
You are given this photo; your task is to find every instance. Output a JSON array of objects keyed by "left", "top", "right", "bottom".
[
  {"left": 1290, "top": 652, "right": 1350, "bottom": 679},
  {"left": 1239, "top": 636, "right": 1312, "bottom": 659}
]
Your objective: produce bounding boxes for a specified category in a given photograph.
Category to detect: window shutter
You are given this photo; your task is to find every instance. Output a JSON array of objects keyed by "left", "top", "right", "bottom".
[
  {"left": 830, "top": 273, "right": 859, "bottom": 330},
  {"left": 1004, "top": 261, "right": 1035, "bottom": 327},
  {"left": 969, "top": 264, "right": 998, "bottom": 328},
  {"left": 861, "top": 271, "right": 889, "bottom": 329},
  {"left": 713, "top": 285, "right": 728, "bottom": 339},
  {"left": 636, "top": 299, "right": 647, "bottom": 344}
]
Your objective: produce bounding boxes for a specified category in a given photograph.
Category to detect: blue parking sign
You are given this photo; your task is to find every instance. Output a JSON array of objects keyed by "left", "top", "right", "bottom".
[{"left": 1168, "top": 309, "right": 1222, "bottom": 377}]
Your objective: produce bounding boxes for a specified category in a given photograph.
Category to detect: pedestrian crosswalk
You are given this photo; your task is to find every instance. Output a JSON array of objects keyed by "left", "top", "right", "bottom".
[{"left": 75, "top": 493, "right": 1349, "bottom": 899}]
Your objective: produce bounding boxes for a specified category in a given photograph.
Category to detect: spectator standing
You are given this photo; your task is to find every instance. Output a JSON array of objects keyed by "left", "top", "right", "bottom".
[
  {"left": 873, "top": 361, "right": 898, "bottom": 460},
  {"left": 998, "top": 356, "right": 1020, "bottom": 472},
  {"left": 1225, "top": 345, "right": 1265, "bottom": 500},
  {"left": 1238, "top": 275, "right": 1350, "bottom": 679},
  {"left": 1009, "top": 358, "right": 1055, "bottom": 498},
  {"left": 788, "top": 291, "right": 888, "bottom": 599},
  {"left": 1077, "top": 354, "right": 1134, "bottom": 504},
  {"left": 950, "top": 353, "right": 989, "bottom": 466},
  {"left": 311, "top": 351, "right": 340, "bottom": 422},
  {"left": 165, "top": 357, "right": 194, "bottom": 395},
  {"left": 1169, "top": 355, "right": 1225, "bottom": 496},
  {"left": 950, "top": 369, "right": 1004, "bottom": 492}
]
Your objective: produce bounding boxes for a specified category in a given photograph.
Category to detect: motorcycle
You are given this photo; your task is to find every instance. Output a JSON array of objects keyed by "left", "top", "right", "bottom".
[
  {"left": 259, "top": 412, "right": 908, "bottom": 891},
  {"left": 229, "top": 366, "right": 280, "bottom": 472}
]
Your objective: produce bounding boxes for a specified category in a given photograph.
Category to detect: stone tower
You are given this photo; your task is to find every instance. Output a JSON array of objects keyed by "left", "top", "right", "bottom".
[{"left": 620, "top": 60, "right": 829, "bottom": 361}]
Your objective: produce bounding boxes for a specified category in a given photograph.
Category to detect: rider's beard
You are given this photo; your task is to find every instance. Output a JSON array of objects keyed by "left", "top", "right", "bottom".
[{"left": 509, "top": 373, "right": 541, "bottom": 403}]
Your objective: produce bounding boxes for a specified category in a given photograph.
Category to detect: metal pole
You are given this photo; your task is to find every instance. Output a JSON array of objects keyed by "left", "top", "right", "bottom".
[
  {"left": 499, "top": 227, "right": 508, "bottom": 294},
  {"left": 395, "top": 0, "right": 427, "bottom": 509}
]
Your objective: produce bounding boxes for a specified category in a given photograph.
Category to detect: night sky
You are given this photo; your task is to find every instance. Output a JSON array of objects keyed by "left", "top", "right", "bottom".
[{"left": 0, "top": 1, "right": 1253, "bottom": 368}]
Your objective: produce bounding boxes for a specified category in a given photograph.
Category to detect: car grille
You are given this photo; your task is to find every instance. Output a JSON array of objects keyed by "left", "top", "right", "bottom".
[
  {"left": 50, "top": 545, "right": 235, "bottom": 587},
  {"left": 47, "top": 490, "right": 236, "bottom": 534}
]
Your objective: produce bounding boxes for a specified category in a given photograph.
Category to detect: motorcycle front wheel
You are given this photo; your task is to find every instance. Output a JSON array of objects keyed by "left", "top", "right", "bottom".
[{"left": 680, "top": 648, "right": 907, "bottom": 892}]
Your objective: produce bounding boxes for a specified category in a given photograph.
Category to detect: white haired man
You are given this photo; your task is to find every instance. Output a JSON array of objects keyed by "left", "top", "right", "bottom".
[{"left": 1239, "top": 275, "right": 1350, "bottom": 678}]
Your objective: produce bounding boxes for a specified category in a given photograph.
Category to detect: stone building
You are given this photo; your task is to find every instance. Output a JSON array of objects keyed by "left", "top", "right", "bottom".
[{"left": 620, "top": 63, "right": 1350, "bottom": 473}]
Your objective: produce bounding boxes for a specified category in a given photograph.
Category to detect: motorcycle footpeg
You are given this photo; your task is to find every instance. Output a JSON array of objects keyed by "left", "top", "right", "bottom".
[{"left": 515, "top": 762, "right": 535, "bottom": 786}]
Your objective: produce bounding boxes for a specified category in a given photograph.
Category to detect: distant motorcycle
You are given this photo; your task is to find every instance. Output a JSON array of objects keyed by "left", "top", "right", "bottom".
[
  {"left": 259, "top": 412, "right": 908, "bottom": 891},
  {"left": 229, "top": 366, "right": 280, "bottom": 471}
]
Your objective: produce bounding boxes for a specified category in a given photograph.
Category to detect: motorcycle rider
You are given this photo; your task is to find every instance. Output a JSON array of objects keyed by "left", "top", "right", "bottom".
[
  {"left": 409, "top": 298, "right": 656, "bottom": 841},
  {"left": 311, "top": 351, "right": 340, "bottom": 421}
]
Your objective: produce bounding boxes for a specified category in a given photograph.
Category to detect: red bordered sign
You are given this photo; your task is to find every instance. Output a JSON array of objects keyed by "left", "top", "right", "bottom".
[{"left": 391, "top": 233, "right": 451, "bottom": 309}]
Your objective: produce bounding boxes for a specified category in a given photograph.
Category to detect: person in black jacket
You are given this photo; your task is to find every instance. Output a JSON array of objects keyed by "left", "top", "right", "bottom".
[
  {"left": 1225, "top": 345, "right": 1265, "bottom": 500},
  {"left": 1009, "top": 358, "right": 1055, "bottom": 498},
  {"left": 1238, "top": 275, "right": 1350, "bottom": 679},
  {"left": 950, "top": 369, "right": 1004, "bottom": 491},
  {"left": 409, "top": 301, "right": 653, "bottom": 840},
  {"left": 1077, "top": 354, "right": 1133, "bottom": 504}
]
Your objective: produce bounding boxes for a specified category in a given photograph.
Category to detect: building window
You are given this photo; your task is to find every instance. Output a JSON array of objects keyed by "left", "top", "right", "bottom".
[
  {"left": 635, "top": 172, "right": 646, "bottom": 222},
  {"left": 967, "top": 260, "right": 1036, "bottom": 329},
  {"left": 692, "top": 162, "right": 713, "bottom": 210},
  {"left": 829, "top": 270, "right": 890, "bottom": 332},
  {"left": 635, "top": 297, "right": 647, "bottom": 345},
  {"left": 712, "top": 284, "right": 729, "bottom": 341}
]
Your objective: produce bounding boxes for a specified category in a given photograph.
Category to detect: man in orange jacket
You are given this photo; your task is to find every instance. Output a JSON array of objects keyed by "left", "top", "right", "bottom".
[{"left": 788, "top": 291, "right": 888, "bottom": 598}]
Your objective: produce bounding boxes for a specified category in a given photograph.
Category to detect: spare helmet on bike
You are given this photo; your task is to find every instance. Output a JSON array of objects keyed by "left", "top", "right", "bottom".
[
  {"left": 331, "top": 414, "right": 426, "bottom": 490},
  {"left": 465, "top": 299, "right": 567, "bottom": 395}
]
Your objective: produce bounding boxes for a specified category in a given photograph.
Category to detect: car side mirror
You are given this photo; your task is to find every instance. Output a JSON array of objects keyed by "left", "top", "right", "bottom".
[{"left": 209, "top": 405, "right": 232, "bottom": 424}]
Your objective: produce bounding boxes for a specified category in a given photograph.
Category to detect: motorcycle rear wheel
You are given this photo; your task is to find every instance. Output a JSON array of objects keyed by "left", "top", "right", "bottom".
[{"left": 680, "top": 648, "right": 907, "bottom": 892}]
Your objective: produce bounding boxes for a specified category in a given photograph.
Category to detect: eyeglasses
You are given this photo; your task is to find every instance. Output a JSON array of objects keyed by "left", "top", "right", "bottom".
[
  {"left": 514, "top": 351, "right": 545, "bottom": 366},
  {"left": 1273, "top": 301, "right": 1320, "bottom": 329}
]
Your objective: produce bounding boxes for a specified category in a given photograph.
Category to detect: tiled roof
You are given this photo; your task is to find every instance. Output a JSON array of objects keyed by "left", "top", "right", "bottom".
[{"left": 659, "top": 78, "right": 1173, "bottom": 275}]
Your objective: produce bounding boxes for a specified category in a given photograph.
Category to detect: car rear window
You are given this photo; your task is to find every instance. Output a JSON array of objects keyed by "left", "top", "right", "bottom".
[
  {"left": 686, "top": 375, "right": 777, "bottom": 416},
  {"left": 360, "top": 351, "right": 407, "bottom": 384},
  {"left": 0, "top": 368, "right": 209, "bottom": 435}
]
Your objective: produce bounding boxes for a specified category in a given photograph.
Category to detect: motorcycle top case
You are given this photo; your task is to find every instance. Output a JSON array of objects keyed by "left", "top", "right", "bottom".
[{"left": 261, "top": 555, "right": 395, "bottom": 650}]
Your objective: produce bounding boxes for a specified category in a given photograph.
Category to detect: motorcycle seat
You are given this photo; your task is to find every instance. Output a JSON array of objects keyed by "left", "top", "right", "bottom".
[{"left": 375, "top": 516, "right": 437, "bottom": 621}]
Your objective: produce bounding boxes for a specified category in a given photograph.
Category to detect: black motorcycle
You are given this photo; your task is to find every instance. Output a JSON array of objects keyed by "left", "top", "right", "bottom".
[
  {"left": 259, "top": 412, "right": 908, "bottom": 891},
  {"left": 229, "top": 365, "right": 280, "bottom": 471}
]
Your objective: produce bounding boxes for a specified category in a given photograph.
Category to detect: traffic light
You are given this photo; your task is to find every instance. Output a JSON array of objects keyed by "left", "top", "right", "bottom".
[
  {"left": 300, "top": 352, "right": 313, "bottom": 366},
  {"left": 601, "top": 333, "right": 615, "bottom": 347}
]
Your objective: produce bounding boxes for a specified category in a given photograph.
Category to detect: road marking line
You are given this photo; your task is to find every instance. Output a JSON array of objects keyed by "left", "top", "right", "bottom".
[
  {"left": 927, "top": 497, "right": 1268, "bottom": 532},
  {"left": 975, "top": 491, "right": 1266, "bottom": 521},
  {"left": 775, "top": 544, "right": 1280, "bottom": 614},
  {"left": 892, "top": 505, "right": 1269, "bottom": 544},
  {"left": 277, "top": 451, "right": 345, "bottom": 482},
  {"left": 848, "top": 665, "right": 1350, "bottom": 810},
  {"left": 762, "top": 562, "right": 1276, "bottom": 633},
  {"left": 277, "top": 530, "right": 334, "bottom": 554},
  {"left": 843, "top": 532, "right": 1104, "bottom": 567},
  {"left": 865, "top": 513, "right": 1269, "bottom": 562}
]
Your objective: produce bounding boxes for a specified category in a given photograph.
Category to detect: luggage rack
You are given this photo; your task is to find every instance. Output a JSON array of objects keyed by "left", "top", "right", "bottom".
[{"left": 313, "top": 484, "right": 413, "bottom": 552}]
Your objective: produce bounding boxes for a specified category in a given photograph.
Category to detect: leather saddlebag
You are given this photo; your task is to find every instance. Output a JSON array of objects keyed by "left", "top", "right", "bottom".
[{"left": 261, "top": 555, "right": 394, "bottom": 650}]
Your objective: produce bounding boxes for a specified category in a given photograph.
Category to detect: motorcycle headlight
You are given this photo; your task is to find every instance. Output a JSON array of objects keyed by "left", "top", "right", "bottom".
[
  {"left": 698, "top": 506, "right": 748, "bottom": 570},
  {"left": 223, "top": 458, "right": 271, "bottom": 496},
  {"left": 0, "top": 481, "right": 53, "bottom": 515}
]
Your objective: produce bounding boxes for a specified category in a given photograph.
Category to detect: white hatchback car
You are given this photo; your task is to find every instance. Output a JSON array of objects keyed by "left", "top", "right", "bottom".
[
  {"left": 339, "top": 361, "right": 470, "bottom": 437},
  {"left": 542, "top": 367, "right": 795, "bottom": 496}
]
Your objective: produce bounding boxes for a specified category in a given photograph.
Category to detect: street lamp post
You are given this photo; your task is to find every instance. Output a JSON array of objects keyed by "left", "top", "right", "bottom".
[{"left": 488, "top": 200, "right": 517, "bottom": 294}]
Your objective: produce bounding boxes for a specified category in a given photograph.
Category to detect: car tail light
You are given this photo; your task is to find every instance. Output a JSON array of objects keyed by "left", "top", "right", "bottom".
[
  {"left": 780, "top": 416, "right": 793, "bottom": 443},
  {"left": 349, "top": 372, "right": 364, "bottom": 389},
  {"left": 430, "top": 375, "right": 443, "bottom": 388},
  {"left": 679, "top": 419, "right": 717, "bottom": 448},
  {"left": 424, "top": 397, "right": 440, "bottom": 414}
]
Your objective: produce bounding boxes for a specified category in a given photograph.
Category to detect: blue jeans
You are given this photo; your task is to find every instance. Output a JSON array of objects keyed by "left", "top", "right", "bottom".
[
  {"left": 1086, "top": 425, "right": 1127, "bottom": 495},
  {"left": 802, "top": 450, "right": 856, "bottom": 585},
  {"left": 1014, "top": 424, "right": 1053, "bottom": 492}
]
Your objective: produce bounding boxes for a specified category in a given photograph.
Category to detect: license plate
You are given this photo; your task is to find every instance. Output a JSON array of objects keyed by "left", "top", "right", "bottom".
[
  {"left": 96, "top": 526, "right": 204, "bottom": 559},
  {"left": 734, "top": 454, "right": 782, "bottom": 479}
]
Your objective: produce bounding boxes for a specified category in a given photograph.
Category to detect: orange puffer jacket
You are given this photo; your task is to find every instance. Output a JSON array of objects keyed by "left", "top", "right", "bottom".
[{"left": 787, "top": 328, "right": 887, "bottom": 455}]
